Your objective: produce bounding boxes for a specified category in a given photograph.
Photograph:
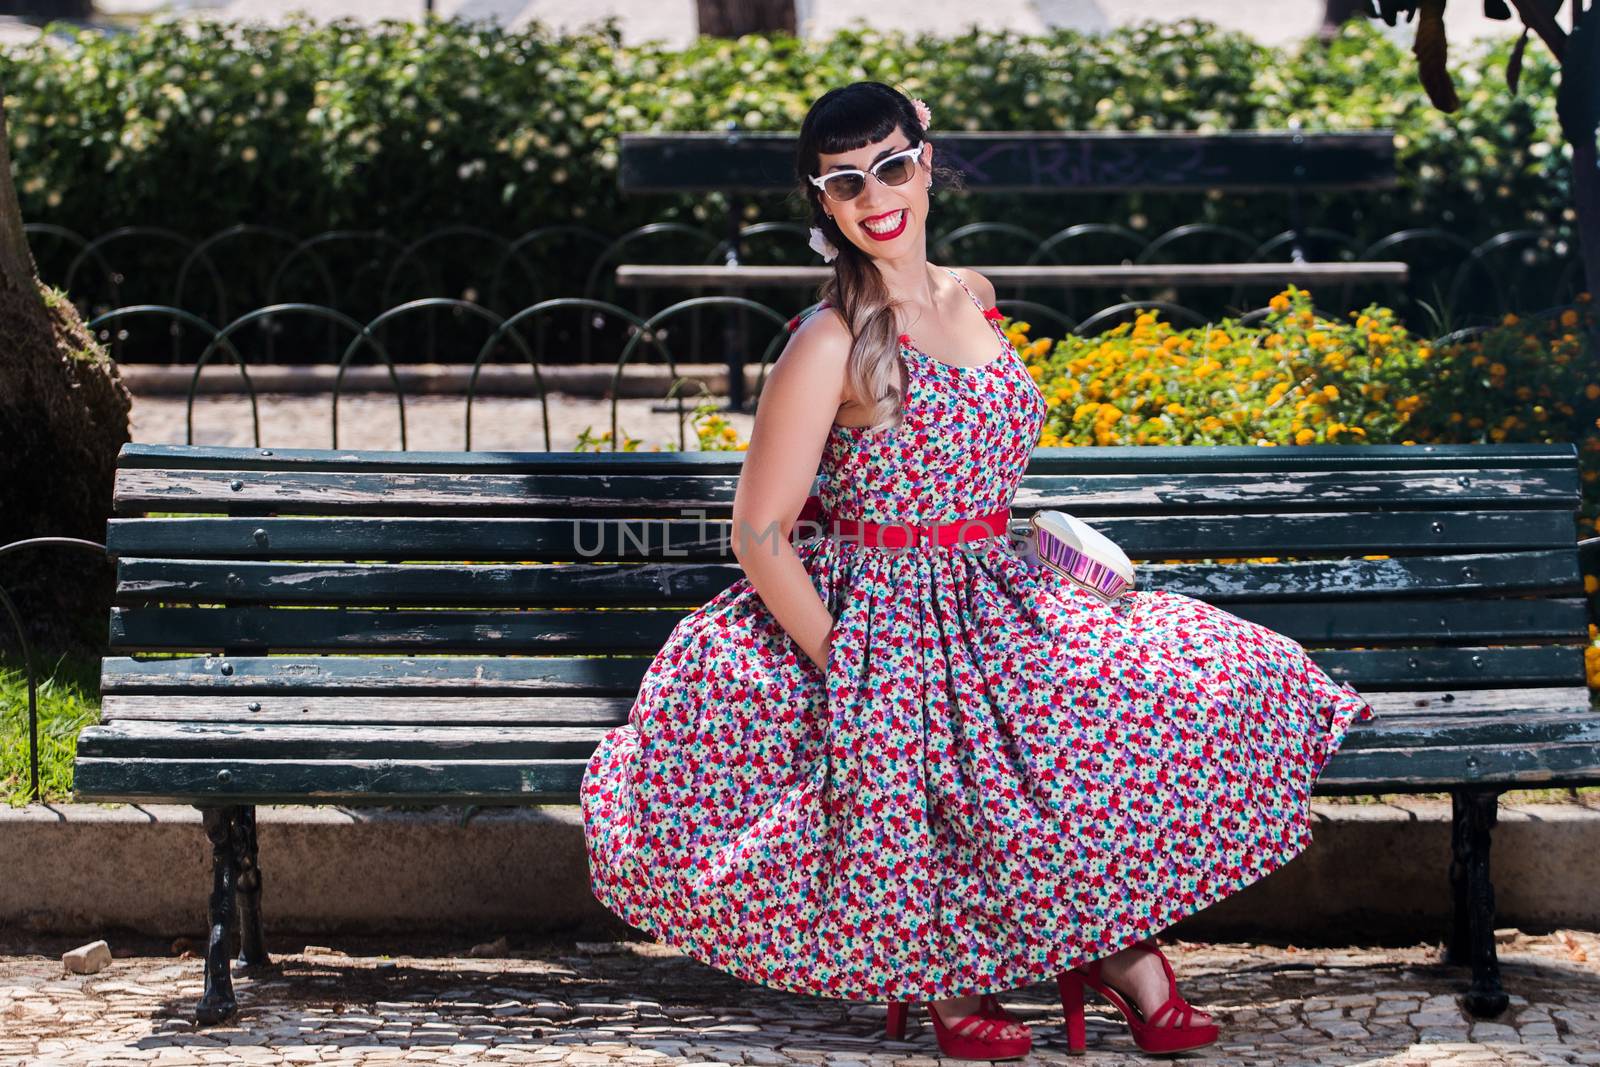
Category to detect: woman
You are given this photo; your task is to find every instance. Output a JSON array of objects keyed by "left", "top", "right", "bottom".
[{"left": 581, "top": 81, "right": 1376, "bottom": 1060}]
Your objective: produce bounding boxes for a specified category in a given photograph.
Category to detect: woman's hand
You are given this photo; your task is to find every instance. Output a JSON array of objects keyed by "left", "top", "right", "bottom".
[{"left": 809, "top": 621, "right": 836, "bottom": 673}]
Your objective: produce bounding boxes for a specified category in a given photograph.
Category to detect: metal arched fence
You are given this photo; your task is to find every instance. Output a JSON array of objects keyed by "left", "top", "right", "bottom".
[
  {"left": 0, "top": 537, "right": 110, "bottom": 805},
  {"left": 29, "top": 219, "right": 1589, "bottom": 368},
  {"left": 87, "top": 292, "right": 1599, "bottom": 453}
]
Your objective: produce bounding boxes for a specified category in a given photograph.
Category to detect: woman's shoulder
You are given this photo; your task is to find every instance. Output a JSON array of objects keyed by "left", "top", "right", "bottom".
[
  {"left": 784, "top": 300, "right": 849, "bottom": 339},
  {"left": 948, "top": 266, "right": 998, "bottom": 308}
]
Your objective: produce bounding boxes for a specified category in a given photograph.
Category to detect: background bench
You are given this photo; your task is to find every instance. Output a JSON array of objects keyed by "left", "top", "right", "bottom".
[
  {"left": 79, "top": 440, "right": 1600, "bottom": 1024},
  {"left": 614, "top": 128, "right": 1407, "bottom": 408}
]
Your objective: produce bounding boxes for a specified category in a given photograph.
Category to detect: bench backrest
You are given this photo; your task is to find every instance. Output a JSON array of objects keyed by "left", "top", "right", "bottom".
[
  {"left": 96, "top": 441, "right": 1587, "bottom": 800},
  {"left": 618, "top": 130, "right": 1398, "bottom": 195}
]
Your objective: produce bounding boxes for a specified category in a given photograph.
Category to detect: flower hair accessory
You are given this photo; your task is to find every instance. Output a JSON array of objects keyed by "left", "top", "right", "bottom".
[
  {"left": 910, "top": 97, "right": 932, "bottom": 132},
  {"left": 808, "top": 225, "right": 839, "bottom": 263}
]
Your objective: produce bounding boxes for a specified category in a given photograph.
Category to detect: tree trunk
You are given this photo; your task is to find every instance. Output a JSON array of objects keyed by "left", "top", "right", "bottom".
[
  {"left": 695, "top": 0, "right": 796, "bottom": 36},
  {"left": 0, "top": 99, "right": 131, "bottom": 659},
  {"left": 1319, "top": 0, "right": 1370, "bottom": 41},
  {"left": 1572, "top": 3, "right": 1600, "bottom": 311},
  {"left": 1575, "top": 132, "right": 1600, "bottom": 313}
]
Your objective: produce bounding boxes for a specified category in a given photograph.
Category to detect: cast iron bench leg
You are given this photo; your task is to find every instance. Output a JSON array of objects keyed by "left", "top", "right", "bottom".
[
  {"left": 196, "top": 805, "right": 241, "bottom": 1026},
  {"left": 235, "top": 806, "right": 271, "bottom": 969},
  {"left": 1447, "top": 788, "right": 1510, "bottom": 1018}
]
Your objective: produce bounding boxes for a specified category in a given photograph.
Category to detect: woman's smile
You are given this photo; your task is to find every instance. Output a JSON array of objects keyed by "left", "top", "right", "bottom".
[{"left": 861, "top": 208, "right": 908, "bottom": 240}]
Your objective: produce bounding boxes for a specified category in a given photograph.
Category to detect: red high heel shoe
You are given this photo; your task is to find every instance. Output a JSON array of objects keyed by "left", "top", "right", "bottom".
[
  {"left": 1057, "top": 939, "right": 1219, "bottom": 1055},
  {"left": 885, "top": 996, "right": 1032, "bottom": 1060}
]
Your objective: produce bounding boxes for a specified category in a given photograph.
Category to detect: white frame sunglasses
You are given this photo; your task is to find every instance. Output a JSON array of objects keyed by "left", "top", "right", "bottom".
[{"left": 809, "top": 142, "right": 925, "bottom": 203}]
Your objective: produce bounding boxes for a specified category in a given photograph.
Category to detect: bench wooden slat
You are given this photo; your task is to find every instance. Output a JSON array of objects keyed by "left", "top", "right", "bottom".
[
  {"left": 73, "top": 756, "right": 589, "bottom": 804},
  {"left": 100, "top": 653, "right": 655, "bottom": 695},
  {"left": 78, "top": 709, "right": 1600, "bottom": 761},
  {"left": 113, "top": 466, "right": 1582, "bottom": 516},
  {"left": 73, "top": 737, "right": 1600, "bottom": 806},
  {"left": 611, "top": 263, "right": 1411, "bottom": 289},
  {"left": 101, "top": 693, "right": 638, "bottom": 725},
  {"left": 105, "top": 597, "right": 1589, "bottom": 655},
  {"left": 1361, "top": 686, "right": 1593, "bottom": 717},
  {"left": 113, "top": 442, "right": 1581, "bottom": 476},
  {"left": 1337, "top": 710, "right": 1600, "bottom": 750},
  {"left": 1318, "top": 647, "right": 1586, "bottom": 688},
  {"left": 1316, "top": 740, "right": 1600, "bottom": 793},
  {"left": 100, "top": 646, "right": 1588, "bottom": 695},
  {"left": 113, "top": 551, "right": 1584, "bottom": 607},
  {"left": 95, "top": 686, "right": 1588, "bottom": 727},
  {"left": 77, "top": 721, "right": 613, "bottom": 760},
  {"left": 104, "top": 510, "right": 1580, "bottom": 562}
]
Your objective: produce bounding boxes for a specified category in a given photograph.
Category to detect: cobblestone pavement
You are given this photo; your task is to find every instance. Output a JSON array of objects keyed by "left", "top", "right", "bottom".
[{"left": 2, "top": 929, "right": 1599, "bottom": 1066}]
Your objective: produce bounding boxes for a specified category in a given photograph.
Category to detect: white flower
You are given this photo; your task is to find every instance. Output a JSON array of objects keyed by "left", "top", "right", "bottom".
[{"left": 808, "top": 225, "right": 839, "bottom": 263}]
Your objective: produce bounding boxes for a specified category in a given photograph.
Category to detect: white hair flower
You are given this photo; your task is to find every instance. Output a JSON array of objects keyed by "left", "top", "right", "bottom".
[
  {"left": 808, "top": 225, "right": 839, "bottom": 263},
  {"left": 910, "top": 97, "right": 932, "bottom": 132}
]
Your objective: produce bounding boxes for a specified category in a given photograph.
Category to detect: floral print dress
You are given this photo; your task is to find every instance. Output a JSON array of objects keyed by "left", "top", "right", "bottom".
[{"left": 580, "top": 267, "right": 1376, "bottom": 1002}]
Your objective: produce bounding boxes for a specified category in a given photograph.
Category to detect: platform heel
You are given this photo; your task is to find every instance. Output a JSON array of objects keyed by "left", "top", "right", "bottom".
[
  {"left": 1055, "top": 940, "right": 1220, "bottom": 1055},
  {"left": 883, "top": 998, "right": 1032, "bottom": 1060}
]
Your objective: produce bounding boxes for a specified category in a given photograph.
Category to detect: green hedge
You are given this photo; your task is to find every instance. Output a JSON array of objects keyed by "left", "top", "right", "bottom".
[{"left": 0, "top": 14, "right": 1578, "bottom": 267}]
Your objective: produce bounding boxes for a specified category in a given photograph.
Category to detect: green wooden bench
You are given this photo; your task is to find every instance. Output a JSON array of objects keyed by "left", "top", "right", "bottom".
[{"left": 78, "top": 440, "right": 1600, "bottom": 1025}]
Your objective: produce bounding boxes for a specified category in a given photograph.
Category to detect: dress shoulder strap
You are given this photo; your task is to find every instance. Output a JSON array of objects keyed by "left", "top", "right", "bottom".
[
  {"left": 943, "top": 267, "right": 987, "bottom": 312},
  {"left": 785, "top": 299, "right": 835, "bottom": 333}
]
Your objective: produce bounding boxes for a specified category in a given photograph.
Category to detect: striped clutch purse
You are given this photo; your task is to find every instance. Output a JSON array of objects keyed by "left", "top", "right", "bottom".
[{"left": 1019, "top": 509, "right": 1137, "bottom": 603}]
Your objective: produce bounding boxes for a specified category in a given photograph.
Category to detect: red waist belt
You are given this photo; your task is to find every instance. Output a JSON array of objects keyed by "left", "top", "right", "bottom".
[{"left": 797, "top": 493, "right": 1010, "bottom": 549}]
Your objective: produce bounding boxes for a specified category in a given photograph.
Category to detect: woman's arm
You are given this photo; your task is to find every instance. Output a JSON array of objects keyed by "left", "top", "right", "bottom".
[{"left": 729, "top": 308, "right": 854, "bottom": 672}]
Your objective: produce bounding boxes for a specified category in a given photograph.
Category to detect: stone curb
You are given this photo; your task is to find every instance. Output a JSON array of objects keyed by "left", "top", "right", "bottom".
[
  {"left": 117, "top": 362, "right": 758, "bottom": 399},
  {"left": 2, "top": 798, "right": 1597, "bottom": 941}
]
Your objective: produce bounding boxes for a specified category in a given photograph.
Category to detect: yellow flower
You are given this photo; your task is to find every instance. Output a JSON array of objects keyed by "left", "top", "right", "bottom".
[
  {"left": 1562, "top": 309, "right": 1580, "bottom": 328},
  {"left": 1294, "top": 428, "right": 1316, "bottom": 445},
  {"left": 1322, "top": 384, "right": 1339, "bottom": 400},
  {"left": 1586, "top": 574, "right": 1598, "bottom": 595}
]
